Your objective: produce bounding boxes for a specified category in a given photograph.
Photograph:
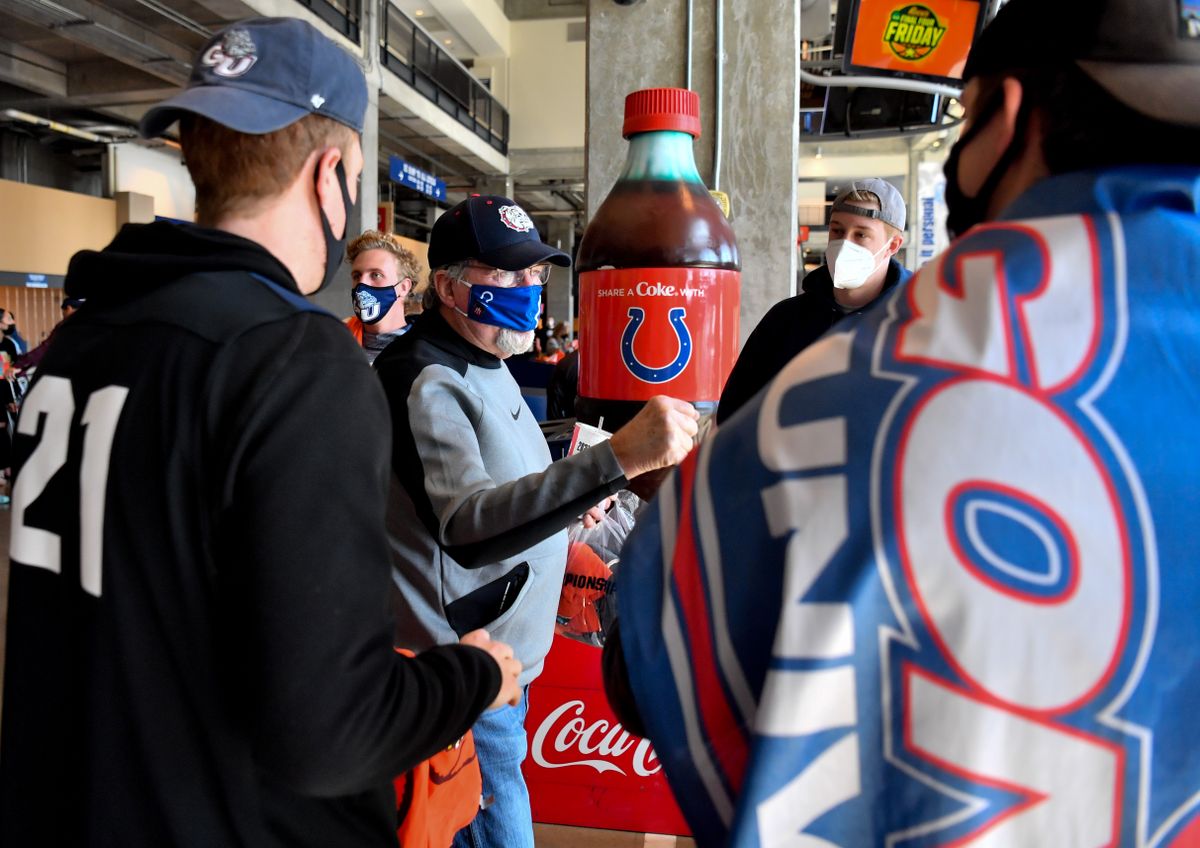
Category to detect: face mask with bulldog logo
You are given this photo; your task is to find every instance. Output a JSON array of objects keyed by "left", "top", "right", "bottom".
[{"left": 351, "top": 282, "right": 400, "bottom": 324}]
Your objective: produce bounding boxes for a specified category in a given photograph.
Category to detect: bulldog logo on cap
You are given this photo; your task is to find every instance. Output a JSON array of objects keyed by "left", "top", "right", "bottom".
[
  {"left": 201, "top": 28, "right": 258, "bottom": 78},
  {"left": 498, "top": 205, "right": 534, "bottom": 233}
]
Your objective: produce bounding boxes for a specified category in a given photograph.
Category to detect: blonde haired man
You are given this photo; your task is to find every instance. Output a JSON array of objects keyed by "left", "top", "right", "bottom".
[{"left": 346, "top": 230, "right": 422, "bottom": 363}]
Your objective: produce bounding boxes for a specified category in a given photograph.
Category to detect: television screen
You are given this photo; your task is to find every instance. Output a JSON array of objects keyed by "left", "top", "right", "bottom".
[
  {"left": 832, "top": 0, "right": 855, "bottom": 56},
  {"left": 1183, "top": 0, "right": 1200, "bottom": 37},
  {"left": 820, "top": 85, "right": 943, "bottom": 135},
  {"left": 843, "top": 0, "right": 983, "bottom": 83}
]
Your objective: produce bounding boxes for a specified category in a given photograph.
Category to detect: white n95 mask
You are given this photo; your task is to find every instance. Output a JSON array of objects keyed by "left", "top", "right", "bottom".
[{"left": 826, "top": 239, "right": 888, "bottom": 290}]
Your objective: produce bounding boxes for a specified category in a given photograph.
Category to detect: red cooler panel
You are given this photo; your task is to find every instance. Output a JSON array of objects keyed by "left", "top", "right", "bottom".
[
  {"left": 578, "top": 267, "right": 740, "bottom": 402},
  {"left": 524, "top": 636, "right": 691, "bottom": 835}
]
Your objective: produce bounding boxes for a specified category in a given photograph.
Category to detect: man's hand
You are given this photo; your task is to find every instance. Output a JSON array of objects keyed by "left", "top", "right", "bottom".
[
  {"left": 607, "top": 396, "right": 700, "bottom": 480},
  {"left": 460, "top": 629, "right": 522, "bottom": 709},
  {"left": 581, "top": 495, "right": 615, "bottom": 529}
]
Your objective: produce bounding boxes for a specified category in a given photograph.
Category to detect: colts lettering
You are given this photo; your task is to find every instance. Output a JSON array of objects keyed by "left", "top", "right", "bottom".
[{"left": 753, "top": 216, "right": 1127, "bottom": 843}]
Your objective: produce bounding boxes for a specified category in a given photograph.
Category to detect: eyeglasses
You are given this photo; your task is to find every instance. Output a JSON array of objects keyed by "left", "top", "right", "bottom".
[{"left": 464, "top": 262, "right": 552, "bottom": 287}]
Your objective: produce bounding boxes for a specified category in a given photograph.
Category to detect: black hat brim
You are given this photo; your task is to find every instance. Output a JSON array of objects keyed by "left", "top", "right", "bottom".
[
  {"left": 1078, "top": 61, "right": 1200, "bottom": 129},
  {"left": 140, "top": 85, "right": 312, "bottom": 138}
]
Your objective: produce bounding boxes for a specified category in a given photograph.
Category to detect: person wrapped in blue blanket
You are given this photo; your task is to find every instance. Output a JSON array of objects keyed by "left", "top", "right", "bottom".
[{"left": 603, "top": 0, "right": 1200, "bottom": 844}]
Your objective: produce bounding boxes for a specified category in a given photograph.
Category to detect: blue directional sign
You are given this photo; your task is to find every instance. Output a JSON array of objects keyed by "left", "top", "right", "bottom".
[{"left": 388, "top": 155, "right": 447, "bottom": 202}]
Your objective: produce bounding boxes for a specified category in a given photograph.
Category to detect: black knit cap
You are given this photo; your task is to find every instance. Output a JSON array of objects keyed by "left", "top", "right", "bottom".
[{"left": 964, "top": 0, "right": 1200, "bottom": 128}]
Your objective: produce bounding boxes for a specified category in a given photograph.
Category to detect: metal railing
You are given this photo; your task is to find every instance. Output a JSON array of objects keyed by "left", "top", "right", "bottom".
[
  {"left": 294, "top": 0, "right": 361, "bottom": 41},
  {"left": 379, "top": 1, "right": 509, "bottom": 155}
]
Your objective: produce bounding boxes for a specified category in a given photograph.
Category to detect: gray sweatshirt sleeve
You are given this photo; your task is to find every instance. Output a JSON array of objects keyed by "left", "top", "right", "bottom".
[{"left": 407, "top": 364, "right": 628, "bottom": 567}]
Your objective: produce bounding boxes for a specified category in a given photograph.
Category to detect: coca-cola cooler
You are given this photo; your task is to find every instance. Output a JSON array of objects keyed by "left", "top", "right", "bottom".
[{"left": 523, "top": 635, "right": 691, "bottom": 836}]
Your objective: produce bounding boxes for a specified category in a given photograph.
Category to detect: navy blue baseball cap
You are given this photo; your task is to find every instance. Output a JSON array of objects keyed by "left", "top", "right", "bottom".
[
  {"left": 140, "top": 17, "right": 368, "bottom": 138},
  {"left": 428, "top": 195, "right": 571, "bottom": 271}
]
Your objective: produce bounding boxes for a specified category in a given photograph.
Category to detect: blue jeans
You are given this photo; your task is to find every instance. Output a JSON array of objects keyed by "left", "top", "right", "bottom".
[{"left": 452, "top": 688, "right": 534, "bottom": 848}]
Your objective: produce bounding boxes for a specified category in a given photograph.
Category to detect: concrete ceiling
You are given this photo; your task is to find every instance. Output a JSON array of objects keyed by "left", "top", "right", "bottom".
[
  {"left": 0, "top": 0, "right": 214, "bottom": 130},
  {"left": 389, "top": 0, "right": 475, "bottom": 60},
  {"left": 0, "top": 0, "right": 588, "bottom": 226},
  {"left": 504, "top": 0, "right": 582, "bottom": 21},
  {"left": 0, "top": 0, "right": 966, "bottom": 232}
]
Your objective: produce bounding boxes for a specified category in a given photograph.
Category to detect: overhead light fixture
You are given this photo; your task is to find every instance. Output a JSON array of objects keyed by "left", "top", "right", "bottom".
[
  {"left": 931, "top": 140, "right": 941, "bottom": 149},
  {"left": 814, "top": 146, "right": 823, "bottom": 160},
  {"left": 414, "top": 8, "right": 424, "bottom": 14},
  {"left": 443, "top": 38, "right": 453, "bottom": 45}
]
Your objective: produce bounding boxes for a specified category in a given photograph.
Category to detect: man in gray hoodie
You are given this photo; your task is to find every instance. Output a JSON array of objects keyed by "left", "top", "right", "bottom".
[{"left": 375, "top": 193, "right": 699, "bottom": 848}]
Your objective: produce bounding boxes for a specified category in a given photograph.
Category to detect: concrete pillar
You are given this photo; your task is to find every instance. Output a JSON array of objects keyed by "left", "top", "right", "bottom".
[
  {"left": 358, "top": 87, "right": 381, "bottom": 241},
  {"left": 114, "top": 191, "right": 155, "bottom": 226},
  {"left": 906, "top": 140, "right": 920, "bottom": 272},
  {"left": 586, "top": 0, "right": 799, "bottom": 346},
  {"left": 545, "top": 216, "right": 575, "bottom": 332},
  {"left": 311, "top": 2, "right": 381, "bottom": 317}
]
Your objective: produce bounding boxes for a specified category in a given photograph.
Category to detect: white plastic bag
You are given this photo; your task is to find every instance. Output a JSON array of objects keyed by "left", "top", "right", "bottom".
[{"left": 555, "top": 490, "right": 640, "bottom": 647}]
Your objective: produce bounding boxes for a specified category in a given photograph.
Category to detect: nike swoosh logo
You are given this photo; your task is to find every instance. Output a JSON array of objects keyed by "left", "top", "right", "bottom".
[{"left": 511, "top": 405, "right": 522, "bottom": 420}]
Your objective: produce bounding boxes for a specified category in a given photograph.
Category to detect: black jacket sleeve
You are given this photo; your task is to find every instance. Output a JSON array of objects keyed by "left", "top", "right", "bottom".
[
  {"left": 209, "top": 314, "right": 500, "bottom": 797},
  {"left": 717, "top": 300, "right": 795, "bottom": 426}
]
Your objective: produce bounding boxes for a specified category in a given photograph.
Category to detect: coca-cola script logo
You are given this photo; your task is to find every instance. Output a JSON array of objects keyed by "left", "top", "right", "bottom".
[{"left": 531, "top": 699, "right": 661, "bottom": 777}]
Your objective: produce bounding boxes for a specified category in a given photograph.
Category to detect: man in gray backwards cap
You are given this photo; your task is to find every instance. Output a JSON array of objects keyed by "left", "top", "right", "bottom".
[
  {"left": 717, "top": 177, "right": 910, "bottom": 424},
  {"left": 0, "top": 18, "right": 519, "bottom": 847}
]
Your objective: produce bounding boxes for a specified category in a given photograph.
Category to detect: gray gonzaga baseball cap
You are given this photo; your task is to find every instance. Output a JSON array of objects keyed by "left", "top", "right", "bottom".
[
  {"left": 140, "top": 17, "right": 368, "bottom": 138},
  {"left": 831, "top": 178, "right": 907, "bottom": 232}
]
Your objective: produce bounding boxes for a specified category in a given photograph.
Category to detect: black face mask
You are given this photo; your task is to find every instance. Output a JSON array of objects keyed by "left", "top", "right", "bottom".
[
  {"left": 4, "top": 324, "right": 15, "bottom": 336},
  {"left": 943, "top": 88, "right": 1029, "bottom": 241},
  {"left": 315, "top": 160, "right": 356, "bottom": 295}
]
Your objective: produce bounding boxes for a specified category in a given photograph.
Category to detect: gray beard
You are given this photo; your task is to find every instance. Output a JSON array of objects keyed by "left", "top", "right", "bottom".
[{"left": 496, "top": 328, "right": 535, "bottom": 356}]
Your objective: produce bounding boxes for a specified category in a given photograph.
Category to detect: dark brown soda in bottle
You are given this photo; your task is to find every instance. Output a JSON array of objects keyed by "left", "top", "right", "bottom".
[{"left": 575, "top": 88, "right": 741, "bottom": 432}]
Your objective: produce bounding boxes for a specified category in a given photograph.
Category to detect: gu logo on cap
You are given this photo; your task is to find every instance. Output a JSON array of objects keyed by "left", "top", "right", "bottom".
[
  {"left": 201, "top": 28, "right": 258, "bottom": 78},
  {"left": 498, "top": 205, "right": 534, "bottom": 233}
]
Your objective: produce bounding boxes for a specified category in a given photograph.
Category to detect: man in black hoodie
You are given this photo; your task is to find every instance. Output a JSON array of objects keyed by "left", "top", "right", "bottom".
[
  {"left": 716, "top": 179, "right": 911, "bottom": 425},
  {"left": 0, "top": 17, "right": 520, "bottom": 848}
]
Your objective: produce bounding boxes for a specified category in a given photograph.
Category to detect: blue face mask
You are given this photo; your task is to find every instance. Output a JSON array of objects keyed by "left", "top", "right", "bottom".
[
  {"left": 457, "top": 279, "right": 542, "bottom": 332},
  {"left": 352, "top": 283, "right": 399, "bottom": 325}
]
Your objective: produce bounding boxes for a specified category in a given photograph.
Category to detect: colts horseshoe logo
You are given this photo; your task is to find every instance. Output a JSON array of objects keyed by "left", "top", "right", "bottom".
[{"left": 620, "top": 307, "right": 692, "bottom": 383}]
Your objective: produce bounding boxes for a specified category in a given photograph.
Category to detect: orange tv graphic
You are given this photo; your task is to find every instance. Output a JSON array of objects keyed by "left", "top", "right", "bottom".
[{"left": 847, "top": 0, "right": 982, "bottom": 82}]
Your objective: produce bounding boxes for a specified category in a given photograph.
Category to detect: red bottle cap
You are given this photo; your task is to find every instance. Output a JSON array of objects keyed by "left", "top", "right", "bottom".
[{"left": 622, "top": 88, "right": 701, "bottom": 138}]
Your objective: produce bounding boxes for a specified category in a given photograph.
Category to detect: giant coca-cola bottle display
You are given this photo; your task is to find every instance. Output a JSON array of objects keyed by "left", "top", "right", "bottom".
[{"left": 575, "top": 87, "right": 741, "bottom": 431}]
